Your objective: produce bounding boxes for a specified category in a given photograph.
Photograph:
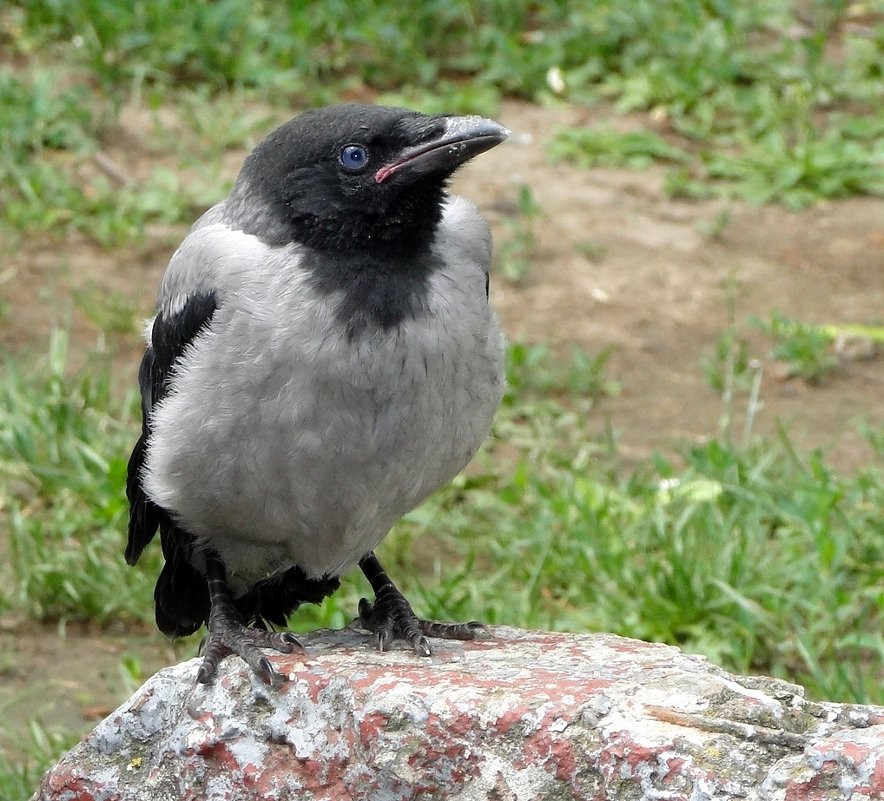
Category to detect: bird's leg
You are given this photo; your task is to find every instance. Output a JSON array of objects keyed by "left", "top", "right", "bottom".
[
  {"left": 357, "top": 552, "right": 484, "bottom": 656},
  {"left": 197, "top": 552, "right": 303, "bottom": 686}
]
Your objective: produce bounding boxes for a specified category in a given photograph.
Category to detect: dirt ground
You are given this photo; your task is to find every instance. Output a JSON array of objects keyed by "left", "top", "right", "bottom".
[{"left": 2, "top": 100, "right": 882, "bottom": 760}]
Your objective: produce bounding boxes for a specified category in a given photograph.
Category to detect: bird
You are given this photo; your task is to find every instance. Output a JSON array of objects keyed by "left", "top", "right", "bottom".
[{"left": 125, "top": 104, "right": 508, "bottom": 686}]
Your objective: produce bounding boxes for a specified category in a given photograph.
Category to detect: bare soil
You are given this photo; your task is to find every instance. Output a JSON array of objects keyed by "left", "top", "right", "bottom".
[{"left": 2, "top": 100, "right": 882, "bottom": 759}]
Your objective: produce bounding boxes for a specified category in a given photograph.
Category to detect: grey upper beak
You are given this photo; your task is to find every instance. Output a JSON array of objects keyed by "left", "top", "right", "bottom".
[{"left": 375, "top": 115, "right": 510, "bottom": 183}]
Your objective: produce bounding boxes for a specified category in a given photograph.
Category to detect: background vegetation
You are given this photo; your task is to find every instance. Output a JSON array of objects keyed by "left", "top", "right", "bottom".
[{"left": 1, "top": 1, "right": 882, "bottom": 796}]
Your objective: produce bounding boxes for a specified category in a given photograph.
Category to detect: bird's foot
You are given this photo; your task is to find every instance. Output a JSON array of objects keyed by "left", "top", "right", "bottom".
[
  {"left": 197, "top": 611, "right": 303, "bottom": 687},
  {"left": 357, "top": 591, "right": 484, "bottom": 657}
]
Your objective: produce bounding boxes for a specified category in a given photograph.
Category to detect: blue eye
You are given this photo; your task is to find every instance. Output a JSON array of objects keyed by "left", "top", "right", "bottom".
[{"left": 339, "top": 144, "right": 368, "bottom": 171}]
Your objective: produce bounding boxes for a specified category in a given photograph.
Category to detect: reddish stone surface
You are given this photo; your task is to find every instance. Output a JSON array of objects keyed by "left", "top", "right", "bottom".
[{"left": 31, "top": 627, "right": 884, "bottom": 801}]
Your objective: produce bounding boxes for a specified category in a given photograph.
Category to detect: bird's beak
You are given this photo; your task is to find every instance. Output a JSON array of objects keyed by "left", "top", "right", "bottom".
[{"left": 375, "top": 115, "right": 510, "bottom": 184}]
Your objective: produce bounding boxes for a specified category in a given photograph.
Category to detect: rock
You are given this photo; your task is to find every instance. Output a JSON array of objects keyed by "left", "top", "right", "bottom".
[{"left": 32, "top": 627, "right": 884, "bottom": 800}]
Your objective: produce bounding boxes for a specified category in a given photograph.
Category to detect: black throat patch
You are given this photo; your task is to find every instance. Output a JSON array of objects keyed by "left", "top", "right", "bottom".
[{"left": 304, "top": 246, "right": 439, "bottom": 338}]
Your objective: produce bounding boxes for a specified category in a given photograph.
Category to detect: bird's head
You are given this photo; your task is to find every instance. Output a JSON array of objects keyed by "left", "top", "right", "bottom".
[{"left": 227, "top": 104, "right": 508, "bottom": 255}]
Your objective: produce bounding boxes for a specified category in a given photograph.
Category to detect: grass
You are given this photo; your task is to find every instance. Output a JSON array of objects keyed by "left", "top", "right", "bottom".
[
  {"left": 546, "top": 5, "right": 884, "bottom": 207},
  {"left": 549, "top": 127, "right": 690, "bottom": 171},
  {"left": 0, "top": 721, "right": 76, "bottom": 801},
  {"left": 550, "top": 96, "right": 883, "bottom": 209},
  {"left": 752, "top": 312, "right": 840, "bottom": 384},
  {"left": 0, "top": 68, "right": 222, "bottom": 247},
  {"left": 1, "top": 0, "right": 881, "bottom": 245},
  {"left": 0, "top": 332, "right": 161, "bottom": 624},
  {"left": 497, "top": 185, "right": 543, "bottom": 285},
  {"left": 703, "top": 311, "right": 884, "bottom": 389}
]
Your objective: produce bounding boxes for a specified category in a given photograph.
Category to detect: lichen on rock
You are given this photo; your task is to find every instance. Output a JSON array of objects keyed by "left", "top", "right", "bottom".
[{"left": 32, "top": 626, "right": 884, "bottom": 800}]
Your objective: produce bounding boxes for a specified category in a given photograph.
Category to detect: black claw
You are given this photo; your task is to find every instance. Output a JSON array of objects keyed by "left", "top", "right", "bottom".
[
  {"left": 267, "top": 634, "right": 296, "bottom": 655},
  {"left": 256, "top": 656, "right": 280, "bottom": 686},
  {"left": 415, "top": 636, "right": 433, "bottom": 657}
]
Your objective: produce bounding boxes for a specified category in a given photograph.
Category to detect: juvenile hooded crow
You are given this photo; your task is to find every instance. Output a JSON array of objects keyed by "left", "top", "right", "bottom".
[{"left": 126, "top": 104, "right": 508, "bottom": 685}]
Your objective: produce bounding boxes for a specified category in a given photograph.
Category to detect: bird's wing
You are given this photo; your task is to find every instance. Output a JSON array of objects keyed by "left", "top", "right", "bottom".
[
  {"left": 125, "top": 289, "right": 220, "bottom": 636},
  {"left": 125, "top": 290, "right": 218, "bottom": 566}
]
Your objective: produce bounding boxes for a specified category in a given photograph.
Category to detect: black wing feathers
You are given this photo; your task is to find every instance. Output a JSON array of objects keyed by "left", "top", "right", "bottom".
[
  {"left": 125, "top": 292, "right": 217, "bottom": 636},
  {"left": 125, "top": 291, "right": 218, "bottom": 567},
  {"left": 153, "top": 524, "right": 209, "bottom": 637},
  {"left": 150, "top": 292, "right": 220, "bottom": 382},
  {"left": 124, "top": 347, "right": 165, "bottom": 565}
]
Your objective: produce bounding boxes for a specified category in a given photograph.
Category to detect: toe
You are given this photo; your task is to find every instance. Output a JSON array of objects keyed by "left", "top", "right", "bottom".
[
  {"left": 243, "top": 628, "right": 302, "bottom": 655},
  {"left": 197, "top": 661, "right": 216, "bottom": 684},
  {"left": 281, "top": 632, "right": 305, "bottom": 651},
  {"left": 240, "top": 644, "right": 283, "bottom": 686},
  {"left": 375, "top": 625, "right": 394, "bottom": 652},
  {"left": 419, "top": 620, "right": 485, "bottom": 640},
  {"left": 413, "top": 634, "right": 433, "bottom": 657},
  {"left": 357, "top": 597, "right": 376, "bottom": 627}
]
